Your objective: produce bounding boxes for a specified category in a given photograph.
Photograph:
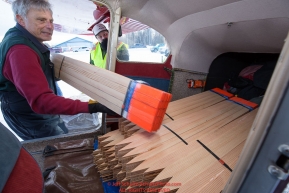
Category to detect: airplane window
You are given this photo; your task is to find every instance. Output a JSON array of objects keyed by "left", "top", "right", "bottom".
[{"left": 118, "top": 27, "right": 170, "bottom": 63}]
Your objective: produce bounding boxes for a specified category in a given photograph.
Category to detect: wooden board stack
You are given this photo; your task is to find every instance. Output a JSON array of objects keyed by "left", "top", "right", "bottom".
[
  {"left": 92, "top": 88, "right": 259, "bottom": 192},
  {"left": 93, "top": 90, "right": 228, "bottom": 181},
  {"left": 51, "top": 54, "right": 172, "bottom": 132}
]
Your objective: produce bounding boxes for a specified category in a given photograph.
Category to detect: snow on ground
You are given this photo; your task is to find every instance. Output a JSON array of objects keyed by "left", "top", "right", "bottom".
[
  {"left": 60, "top": 47, "right": 165, "bottom": 63},
  {"left": 128, "top": 48, "right": 165, "bottom": 63}
]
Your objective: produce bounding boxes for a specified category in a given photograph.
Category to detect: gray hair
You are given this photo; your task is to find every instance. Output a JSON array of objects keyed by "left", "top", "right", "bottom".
[{"left": 12, "top": 0, "right": 53, "bottom": 22}]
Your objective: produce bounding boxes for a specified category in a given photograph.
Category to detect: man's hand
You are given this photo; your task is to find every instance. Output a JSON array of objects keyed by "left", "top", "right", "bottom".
[{"left": 88, "top": 100, "right": 118, "bottom": 116}]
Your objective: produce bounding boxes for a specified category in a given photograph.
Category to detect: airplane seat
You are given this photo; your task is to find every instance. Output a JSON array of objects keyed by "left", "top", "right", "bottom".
[{"left": 0, "top": 123, "right": 43, "bottom": 193}]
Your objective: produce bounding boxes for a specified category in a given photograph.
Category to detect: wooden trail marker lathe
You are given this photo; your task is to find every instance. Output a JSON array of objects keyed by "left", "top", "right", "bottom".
[
  {"left": 92, "top": 88, "right": 259, "bottom": 192},
  {"left": 51, "top": 54, "right": 172, "bottom": 132}
]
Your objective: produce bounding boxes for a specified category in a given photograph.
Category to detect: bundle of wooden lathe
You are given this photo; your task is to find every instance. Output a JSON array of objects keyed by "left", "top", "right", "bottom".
[
  {"left": 51, "top": 54, "right": 171, "bottom": 132},
  {"left": 92, "top": 89, "right": 258, "bottom": 192}
]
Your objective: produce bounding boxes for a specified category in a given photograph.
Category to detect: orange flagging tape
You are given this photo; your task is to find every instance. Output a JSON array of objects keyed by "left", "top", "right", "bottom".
[
  {"left": 210, "top": 88, "right": 234, "bottom": 99},
  {"left": 219, "top": 159, "right": 225, "bottom": 165},
  {"left": 133, "top": 83, "right": 172, "bottom": 108},
  {"left": 229, "top": 97, "right": 258, "bottom": 110},
  {"left": 122, "top": 81, "right": 172, "bottom": 132},
  {"left": 197, "top": 140, "right": 232, "bottom": 172}
]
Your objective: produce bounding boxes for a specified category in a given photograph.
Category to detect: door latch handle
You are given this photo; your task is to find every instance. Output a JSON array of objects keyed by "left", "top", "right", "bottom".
[
  {"left": 268, "top": 144, "right": 289, "bottom": 180},
  {"left": 268, "top": 165, "right": 289, "bottom": 180}
]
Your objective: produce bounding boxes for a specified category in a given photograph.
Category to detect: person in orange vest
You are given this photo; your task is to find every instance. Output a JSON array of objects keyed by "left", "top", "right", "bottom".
[{"left": 90, "top": 23, "right": 129, "bottom": 68}]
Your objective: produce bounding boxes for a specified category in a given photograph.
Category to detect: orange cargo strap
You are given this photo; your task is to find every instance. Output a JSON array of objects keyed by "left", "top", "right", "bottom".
[
  {"left": 229, "top": 97, "right": 258, "bottom": 111},
  {"left": 210, "top": 88, "right": 234, "bottom": 99}
]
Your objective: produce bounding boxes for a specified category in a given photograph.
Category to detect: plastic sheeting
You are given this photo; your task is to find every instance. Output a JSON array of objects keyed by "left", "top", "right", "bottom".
[{"left": 60, "top": 93, "right": 100, "bottom": 132}]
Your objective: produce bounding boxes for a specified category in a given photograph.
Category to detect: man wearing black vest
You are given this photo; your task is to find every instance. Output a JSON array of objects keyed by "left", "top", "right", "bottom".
[{"left": 0, "top": 0, "right": 116, "bottom": 140}]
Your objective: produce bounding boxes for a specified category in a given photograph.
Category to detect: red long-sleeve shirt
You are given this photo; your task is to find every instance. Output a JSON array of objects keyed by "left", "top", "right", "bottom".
[{"left": 3, "top": 45, "right": 89, "bottom": 115}]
